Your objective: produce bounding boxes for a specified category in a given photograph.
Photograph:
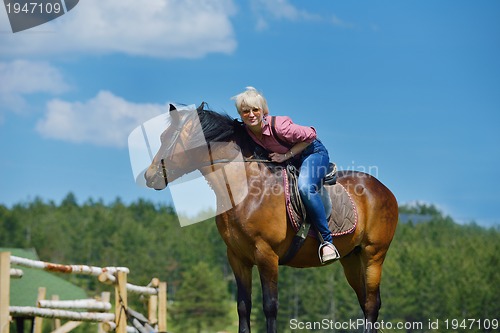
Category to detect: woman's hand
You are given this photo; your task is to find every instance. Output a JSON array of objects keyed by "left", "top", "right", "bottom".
[
  {"left": 269, "top": 142, "right": 310, "bottom": 163},
  {"left": 269, "top": 152, "right": 290, "bottom": 163}
]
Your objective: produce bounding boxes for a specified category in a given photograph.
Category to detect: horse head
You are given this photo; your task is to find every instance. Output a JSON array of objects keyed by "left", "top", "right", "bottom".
[
  {"left": 144, "top": 104, "right": 206, "bottom": 190},
  {"left": 144, "top": 103, "right": 246, "bottom": 191}
]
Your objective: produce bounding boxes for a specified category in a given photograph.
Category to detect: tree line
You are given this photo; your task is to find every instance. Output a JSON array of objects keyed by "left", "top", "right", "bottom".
[{"left": 1, "top": 193, "right": 499, "bottom": 332}]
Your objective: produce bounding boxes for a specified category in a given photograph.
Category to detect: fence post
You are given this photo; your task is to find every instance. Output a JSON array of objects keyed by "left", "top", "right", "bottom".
[
  {"left": 114, "top": 271, "right": 127, "bottom": 333},
  {"left": 33, "top": 287, "right": 46, "bottom": 333},
  {"left": 51, "top": 294, "right": 61, "bottom": 330},
  {"left": 98, "top": 292, "right": 111, "bottom": 333},
  {"left": 148, "top": 294, "right": 158, "bottom": 326},
  {"left": 147, "top": 278, "right": 159, "bottom": 326},
  {"left": 158, "top": 282, "right": 167, "bottom": 332},
  {"left": 0, "top": 252, "right": 11, "bottom": 333}
]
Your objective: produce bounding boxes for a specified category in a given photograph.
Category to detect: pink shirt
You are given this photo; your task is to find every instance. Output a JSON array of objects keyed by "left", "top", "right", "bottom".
[{"left": 245, "top": 115, "right": 317, "bottom": 154}]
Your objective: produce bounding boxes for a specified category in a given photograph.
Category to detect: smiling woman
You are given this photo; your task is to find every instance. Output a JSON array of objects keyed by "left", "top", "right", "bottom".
[{"left": 232, "top": 86, "right": 341, "bottom": 263}]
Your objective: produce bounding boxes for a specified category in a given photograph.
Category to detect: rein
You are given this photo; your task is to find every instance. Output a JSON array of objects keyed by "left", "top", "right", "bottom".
[
  {"left": 158, "top": 154, "right": 275, "bottom": 184},
  {"left": 208, "top": 157, "right": 274, "bottom": 165}
]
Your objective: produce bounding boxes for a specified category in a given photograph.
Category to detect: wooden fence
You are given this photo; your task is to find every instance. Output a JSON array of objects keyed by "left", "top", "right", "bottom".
[{"left": 0, "top": 252, "right": 167, "bottom": 333}]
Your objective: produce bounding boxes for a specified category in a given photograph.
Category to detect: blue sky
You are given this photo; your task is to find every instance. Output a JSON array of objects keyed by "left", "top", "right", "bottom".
[{"left": 0, "top": 0, "right": 499, "bottom": 226}]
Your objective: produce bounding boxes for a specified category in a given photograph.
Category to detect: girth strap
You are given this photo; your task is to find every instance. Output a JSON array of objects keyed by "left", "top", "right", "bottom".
[
  {"left": 279, "top": 164, "right": 310, "bottom": 265},
  {"left": 278, "top": 220, "right": 311, "bottom": 265}
]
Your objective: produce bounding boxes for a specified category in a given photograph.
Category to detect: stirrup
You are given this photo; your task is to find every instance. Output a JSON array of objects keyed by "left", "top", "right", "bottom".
[{"left": 319, "top": 242, "right": 340, "bottom": 264}]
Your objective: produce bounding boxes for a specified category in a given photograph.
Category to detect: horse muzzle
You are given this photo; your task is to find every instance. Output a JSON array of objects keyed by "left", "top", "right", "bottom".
[
  {"left": 146, "top": 177, "right": 168, "bottom": 190},
  {"left": 144, "top": 165, "right": 168, "bottom": 190}
]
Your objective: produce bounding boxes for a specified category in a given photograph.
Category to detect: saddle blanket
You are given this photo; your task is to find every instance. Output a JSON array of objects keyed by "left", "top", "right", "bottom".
[{"left": 283, "top": 168, "right": 358, "bottom": 238}]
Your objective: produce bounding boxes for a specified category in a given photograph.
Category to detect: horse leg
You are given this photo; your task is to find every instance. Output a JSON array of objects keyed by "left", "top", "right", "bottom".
[
  {"left": 340, "top": 249, "right": 384, "bottom": 333},
  {"left": 256, "top": 249, "right": 279, "bottom": 333},
  {"left": 339, "top": 251, "right": 367, "bottom": 311},
  {"left": 228, "top": 249, "right": 253, "bottom": 333},
  {"left": 362, "top": 258, "right": 384, "bottom": 332}
]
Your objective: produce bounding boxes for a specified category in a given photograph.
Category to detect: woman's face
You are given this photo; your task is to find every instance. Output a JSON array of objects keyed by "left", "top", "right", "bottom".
[{"left": 240, "top": 105, "right": 263, "bottom": 127}]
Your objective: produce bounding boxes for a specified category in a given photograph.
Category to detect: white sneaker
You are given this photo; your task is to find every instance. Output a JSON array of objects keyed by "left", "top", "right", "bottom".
[{"left": 319, "top": 242, "right": 340, "bottom": 264}]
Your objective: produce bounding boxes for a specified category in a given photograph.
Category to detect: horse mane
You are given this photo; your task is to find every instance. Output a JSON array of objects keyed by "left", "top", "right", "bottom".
[
  {"left": 196, "top": 103, "right": 241, "bottom": 142},
  {"left": 196, "top": 103, "right": 270, "bottom": 160}
]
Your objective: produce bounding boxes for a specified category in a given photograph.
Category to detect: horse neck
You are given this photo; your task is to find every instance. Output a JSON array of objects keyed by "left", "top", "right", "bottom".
[
  {"left": 200, "top": 141, "right": 284, "bottom": 214},
  {"left": 197, "top": 141, "right": 275, "bottom": 208},
  {"left": 197, "top": 140, "right": 244, "bottom": 201}
]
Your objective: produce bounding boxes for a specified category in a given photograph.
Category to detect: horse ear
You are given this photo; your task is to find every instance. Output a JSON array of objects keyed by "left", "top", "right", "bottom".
[
  {"left": 168, "top": 103, "right": 180, "bottom": 123},
  {"left": 197, "top": 102, "right": 206, "bottom": 112}
]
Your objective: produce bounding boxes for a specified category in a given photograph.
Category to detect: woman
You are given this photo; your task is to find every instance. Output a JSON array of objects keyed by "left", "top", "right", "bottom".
[{"left": 232, "top": 87, "right": 339, "bottom": 264}]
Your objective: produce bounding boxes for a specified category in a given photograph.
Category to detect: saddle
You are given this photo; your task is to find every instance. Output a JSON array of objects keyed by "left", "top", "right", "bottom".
[
  {"left": 287, "top": 163, "right": 336, "bottom": 223},
  {"left": 280, "top": 163, "right": 358, "bottom": 265}
]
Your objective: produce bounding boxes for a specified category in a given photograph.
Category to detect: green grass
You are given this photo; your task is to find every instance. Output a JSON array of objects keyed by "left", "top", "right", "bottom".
[{"left": 1, "top": 248, "right": 88, "bottom": 306}]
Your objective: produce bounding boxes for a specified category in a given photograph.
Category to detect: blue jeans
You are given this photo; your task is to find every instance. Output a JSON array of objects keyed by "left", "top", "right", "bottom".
[{"left": 297, "top": 140, "right": 333, "bottom": 244}]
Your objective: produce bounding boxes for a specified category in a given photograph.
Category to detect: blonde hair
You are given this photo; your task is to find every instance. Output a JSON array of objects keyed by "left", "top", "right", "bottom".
[{"left": 232, "top": 86, "right": 269, "bottom": 116}]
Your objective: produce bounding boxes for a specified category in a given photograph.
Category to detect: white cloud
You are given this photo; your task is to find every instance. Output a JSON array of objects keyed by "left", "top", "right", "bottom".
[
  {"left": 250, "top": 0, "right": 353, "bottom": 31},
  {"left": 36, "top": 90, "right": 168, "bottom": 148},
  {"left": 253, "top": 0, "right": 311, "bottom": 21},
  {"left": 0, "top": 0, "right": 237, "bottom": 59},
  {"left": 251, "top": 0, "right": 320, "bottom": 30},
  {"left": 331, "top": 14, "right": 355, "bottom": 29},
  {"left": 0, "top": 60, "right": 70, "bottom": 116}
]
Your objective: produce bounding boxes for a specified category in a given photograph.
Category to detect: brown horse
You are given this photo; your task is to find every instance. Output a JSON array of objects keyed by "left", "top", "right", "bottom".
[{"left": 144, "top": 105, "right": 398, "bottom": 333}]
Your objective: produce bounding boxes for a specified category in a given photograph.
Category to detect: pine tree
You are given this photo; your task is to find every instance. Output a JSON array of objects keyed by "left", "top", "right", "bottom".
[{"left": 171, "top": 261, "right": 231, "bottom": 333}]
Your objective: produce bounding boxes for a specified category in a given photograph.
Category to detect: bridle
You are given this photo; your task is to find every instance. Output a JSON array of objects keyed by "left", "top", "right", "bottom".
[{"left": 153, "top": 106, "right": 192, "bottom": 186}]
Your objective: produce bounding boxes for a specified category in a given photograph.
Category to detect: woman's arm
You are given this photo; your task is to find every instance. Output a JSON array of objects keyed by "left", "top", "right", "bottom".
[{"left": 269, "top": 141, "right": 310, "bottom": 163}]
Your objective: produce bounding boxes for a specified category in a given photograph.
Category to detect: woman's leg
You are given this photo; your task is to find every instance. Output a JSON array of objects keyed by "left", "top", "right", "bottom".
[{"left": 297, "top": 151, "right": 333, "bottom": 244}]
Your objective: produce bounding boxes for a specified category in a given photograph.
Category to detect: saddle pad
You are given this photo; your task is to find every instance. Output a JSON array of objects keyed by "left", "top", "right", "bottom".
[
  {"left": 325, "top": 184, "right": 358, "bottom": 236},
  {"left": 283, "top": 169, "right": 358, "bottom": 238}
]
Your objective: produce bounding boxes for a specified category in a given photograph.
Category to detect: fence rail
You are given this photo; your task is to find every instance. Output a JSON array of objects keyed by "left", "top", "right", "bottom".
[
  {"left": 38, "top": 299, "right": 112, "bottom": 311},
  {"left": 10, "top": 255, "right": 129, "bottom": 276},
  {"left": 0, "top": 252, "right": 167, "bottom": 333}
]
